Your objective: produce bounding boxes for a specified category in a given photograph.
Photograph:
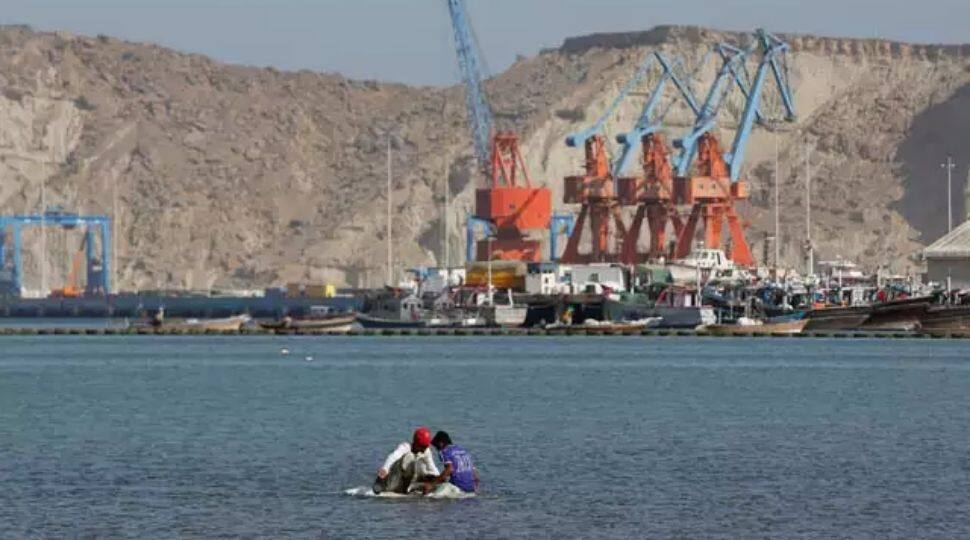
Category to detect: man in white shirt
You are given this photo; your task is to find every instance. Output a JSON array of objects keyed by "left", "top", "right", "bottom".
[{"left": 372, "top": 426, "right": 440, "bottom": 494}]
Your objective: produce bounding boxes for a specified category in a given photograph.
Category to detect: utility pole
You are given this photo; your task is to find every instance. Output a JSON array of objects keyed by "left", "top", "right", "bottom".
[
  {"left": 773, "top": 134, "right": 780, "bottom": 271},
  {"left": 386, "top": 136, "right": 392, "bottom": 286},
  {"left": 443, "top": 161, "right": 450, "bottom": 270},
  {"left": 805, "top": 144, "right": 813, "bottom": 276},
  {"left": 942, "top": 156, "right": 955, "bottom": 233}
]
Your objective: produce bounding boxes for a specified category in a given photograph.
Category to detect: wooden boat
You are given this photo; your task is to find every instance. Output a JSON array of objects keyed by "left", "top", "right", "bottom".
[
  {"left": 260, "top": 313, "right": 356, "bottom": 333},
  {"left": 702, "top": 318, "right": 808, "bottom": 336},
  {"left": 137, "top": 314, "right": 251, "bottom": 332},
  {"left": 918, "top": 304, "right": 970, "bottom": 334},
  {"left": 803, "top": 305, "right": 871, "bottom": 331},
  {"left": 861, "top": 296, "right": 933, "bottom": 331}
]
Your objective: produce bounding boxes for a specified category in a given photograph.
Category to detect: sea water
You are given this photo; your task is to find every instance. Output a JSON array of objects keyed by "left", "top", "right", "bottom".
[{"left": 2, "top": 336, "right": 969, "bottom": 538}]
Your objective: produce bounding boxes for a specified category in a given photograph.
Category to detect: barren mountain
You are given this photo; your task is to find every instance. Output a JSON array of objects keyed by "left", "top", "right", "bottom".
[{"left": 0, "top": 25, "right": 968, "bottom": 292}]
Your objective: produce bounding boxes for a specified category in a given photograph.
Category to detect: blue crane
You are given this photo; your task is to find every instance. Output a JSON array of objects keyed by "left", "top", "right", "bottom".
[
  {"left": 612, "top": 52, "right": 702, "bottom": 176},
  {"left": 565, "top": 52, "right": 667, "bottom": 151},
  {"left": 723, "top": 29, "right": 796, "bottom": 182},
  {"left": 673, "top": 30, "right": 796, "bottom": 181},
  {"left": 0, "top": 206, "right": 111, "bottom": 297},
  {"left": 446, "top": 0, "right": 493, "bottom": 174},
  {"left": 672, "top": 42, "right": 754, "bottom": 178}
]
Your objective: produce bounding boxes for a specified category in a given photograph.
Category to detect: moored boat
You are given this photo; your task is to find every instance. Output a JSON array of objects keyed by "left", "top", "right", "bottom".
[
  {"left": 260, "top": 313, "right": 356, "bottom": 333},
  {"left": 861, "top": 296, "right": 933, "bottom": 331},
  {"left": 803, "top": 305, "right": 871, "bottom": 331},
  {"left": 702, "top": 318, "right": 808, "bottom": 336},
  {"left": 143, "top": 314, "right": 251, "bottom": 332},
  {"left": 918, "top": 304, "right": 970, "bottom": 334}
]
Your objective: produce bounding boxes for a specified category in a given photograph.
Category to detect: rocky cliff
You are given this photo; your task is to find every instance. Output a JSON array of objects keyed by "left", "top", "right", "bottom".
[{"left": 0, "top": 25, "right": 967, "bottom": 292}]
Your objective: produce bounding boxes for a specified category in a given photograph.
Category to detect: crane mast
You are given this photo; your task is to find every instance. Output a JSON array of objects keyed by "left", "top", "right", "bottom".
[
  {"left": 446, "top": 0, "right": 493, "bottom": 174},
  {"left": 446, "top": 0, "right": 551, "bottom": 263}
]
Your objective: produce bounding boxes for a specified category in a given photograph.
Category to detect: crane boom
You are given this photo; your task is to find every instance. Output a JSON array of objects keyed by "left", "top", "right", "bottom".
[
  {"left": 447, "top": 0, "right": 493, "bottom": 174},
  {"left": 613, "top": 52, "right": 701, "bottom": 176},
  {"left": 725, "top": 29, "right": 796, "bottom": 181},
  {"left": 673, "top": 42, "right": 753, "bottom": 178}
]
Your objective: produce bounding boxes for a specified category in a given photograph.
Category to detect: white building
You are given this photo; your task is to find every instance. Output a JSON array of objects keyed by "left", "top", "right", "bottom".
[
  {"left": 924, "top": 221, "right": 970, "bottom": 289},
  {"left": 923, "top": 169, "right": 970, "bottom": 290}
]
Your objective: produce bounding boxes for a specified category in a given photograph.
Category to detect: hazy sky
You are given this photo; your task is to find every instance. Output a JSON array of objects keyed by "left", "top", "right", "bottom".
[{"left": 3, "top": 0, "right": 968, "bottom": 86}]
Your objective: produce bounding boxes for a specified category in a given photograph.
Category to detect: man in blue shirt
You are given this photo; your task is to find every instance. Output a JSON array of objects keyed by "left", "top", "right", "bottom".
[{"left": 423, "top": 431, "right": 479, "bottom": 494}]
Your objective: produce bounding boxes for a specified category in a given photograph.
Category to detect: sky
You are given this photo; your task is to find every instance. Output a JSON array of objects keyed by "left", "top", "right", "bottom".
[{"left": 2, "top": 0, "right": 968, "bottom": 86}]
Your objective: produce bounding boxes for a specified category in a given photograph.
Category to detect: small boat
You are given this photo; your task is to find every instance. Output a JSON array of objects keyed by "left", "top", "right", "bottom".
[
  {"left": 355, "top": 312, "right": 427, "bottom": 329},
  {"left": 260, "top": 314, "right": 356, "bottom": 333},
  {"left": 702, "top": 318, "right": 808, "bottom": 336},
  {"left": 151, "top": 314, "right": 251, "bottom": 332},
  {"left": 132, "top": 307, "right": 250, "bottom": 332}
]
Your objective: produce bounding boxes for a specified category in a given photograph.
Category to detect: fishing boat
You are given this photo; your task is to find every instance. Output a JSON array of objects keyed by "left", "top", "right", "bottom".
[
  {"left": 260, "top": 312, "right": 357, "bottom": 333},
  {"left": 604, "top": 287, "right": 716, "bottom": 329},
  {"left": 702, "top": 317, "right": 808, "bottom": 336},
  {"left": 803, "top": 305, "right": 871, "bottom": 331},
  {"left": 918, "top": 304, "right": 970, "bottom": 334},
  {"left": 134, "top": 309, "right": 251, "bottom": 332},
  {"left": 861, "top": 296, "right": 933, "bottom": 331}
]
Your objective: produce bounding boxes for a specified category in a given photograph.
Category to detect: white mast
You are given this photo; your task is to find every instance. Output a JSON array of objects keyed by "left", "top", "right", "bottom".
[
  {"left": 942, "top": 156, "right": 955, "bottom": 233},
  {"left": 773, "top": 134, "right": 780, "bottom": 272},
  {"left": 443, "top": 161, "right": 450, "bottom": 270},
  {"left": 805, "top": 144, "right": 813, "bottom": 276},
  {"left": 386, "top": 135, "right": 393, "bottom": 286}
]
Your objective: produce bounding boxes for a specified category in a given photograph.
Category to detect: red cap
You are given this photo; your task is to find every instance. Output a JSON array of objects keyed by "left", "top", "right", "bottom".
[{"left": 412, "top": 426, "right": 431, "bottom": 448}]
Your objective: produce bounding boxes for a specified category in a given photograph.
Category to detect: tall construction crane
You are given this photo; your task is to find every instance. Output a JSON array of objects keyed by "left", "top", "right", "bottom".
[
  {"left": 447, "top": 0, "right": 551, "bottom": 262},
  {"left": 613, "top": 52, "right": 702, "bottom": 263},
  {"left": 671, "top": 30, "right": 796, "bottom": 266}
]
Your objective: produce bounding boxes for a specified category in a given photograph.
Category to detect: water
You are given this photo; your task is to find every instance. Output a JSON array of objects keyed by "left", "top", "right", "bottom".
[{"left": 2, "top": 336, "right": 969, "bottom": 538}]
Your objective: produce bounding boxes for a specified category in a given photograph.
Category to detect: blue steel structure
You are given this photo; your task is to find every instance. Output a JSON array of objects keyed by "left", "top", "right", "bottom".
[
  {"left": 674, "top": 29, "right": 796, "bottom": 181},
  {"left": 0, "top": 207, "right": 111, "bottom": 297},
  {"left": 465, "top": 216, "right": 494, "bottom": 263},
  {"left": 446, "top": 0, "right": 493, "bottom": 173},
  {"left": 673, "top": 42, "right": 753, "bottom": 178},
  {"left": 612, "top": 53, "right": 701, "bottom": 176},
  {"left": 548, "top": 213, "right": 575, "bottom": 262},
  {"left": 724, "top": 30, "right": 796, "bottom": 181}
]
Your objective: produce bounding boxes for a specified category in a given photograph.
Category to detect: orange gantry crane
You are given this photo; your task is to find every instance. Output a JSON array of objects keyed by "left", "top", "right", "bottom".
[
  {"left": 671, "top": 30, "right": 797, "bottom": 267},
  {"left": 472, "top": 132, "right": 551, "bottom": 261},
  {"left": 560, "top": 134, "right": 626, "bottom": 263},
  {"left": 448, "top": 0, "right": 551, "bottom": 263}
]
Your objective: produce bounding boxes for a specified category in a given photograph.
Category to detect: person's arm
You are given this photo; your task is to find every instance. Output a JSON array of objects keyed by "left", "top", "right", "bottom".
[
  {"left": 377, "top": 442, "right": 409, "bottom": 479},
  {"left": 422, "top": 462, "right": 453, "bottom": 494},
  {"left": 473, "top": 467, "right": 480, "bottom": 489}
]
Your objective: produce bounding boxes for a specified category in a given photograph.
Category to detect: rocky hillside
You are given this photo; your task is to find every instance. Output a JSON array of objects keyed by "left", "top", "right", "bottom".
[{"left": 0, "top": 25, "right": 967, "bottom": 292}]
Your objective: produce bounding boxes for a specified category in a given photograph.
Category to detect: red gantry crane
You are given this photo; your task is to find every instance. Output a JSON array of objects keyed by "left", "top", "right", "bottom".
[{"left": 614, "top": 52, "right": 702, "bottom": 264}]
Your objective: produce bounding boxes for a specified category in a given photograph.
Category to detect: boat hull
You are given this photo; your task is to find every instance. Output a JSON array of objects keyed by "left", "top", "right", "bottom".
[
  {"left": 861, "top": 297, "right": 932, "bottom": 331},
  {"left": 260, "top": 314, "right": 357, "bottom": 333},
  {"left": 804, "top": 306, "right": 870, "bottom": 331},
  {"left": 919, "top": 305, "right": 970, "bottom": 333},
  {"left": 355, "top": 313, "right": 426, "bottom": 329},
  {"left": 156, "top": 314, "right": 251, "bottom": 332},
  {"left": 704, "top": 319, "right": 808, "bottom": 336},
  {"left": 604, "top": 299, "right": 715, "bottom": 329}
]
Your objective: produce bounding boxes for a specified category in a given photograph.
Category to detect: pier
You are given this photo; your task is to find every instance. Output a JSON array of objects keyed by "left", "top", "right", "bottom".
[{"left": 0, "top": 326, "right": 966, "bottom": 339}]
